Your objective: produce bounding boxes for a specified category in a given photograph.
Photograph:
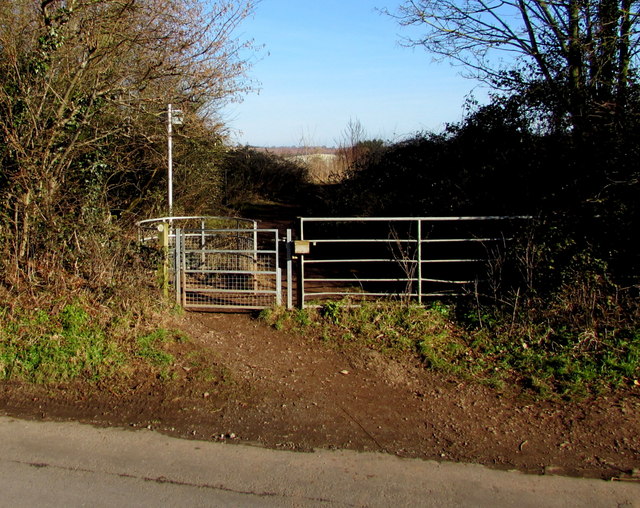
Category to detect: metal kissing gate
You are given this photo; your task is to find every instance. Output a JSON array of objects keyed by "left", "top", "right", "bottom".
[
  {"left": 138, "top": 216, "right": 291, "bottom": 311},
  {"left": 174, "top": 227, "right": 282, "bottom": 310}
]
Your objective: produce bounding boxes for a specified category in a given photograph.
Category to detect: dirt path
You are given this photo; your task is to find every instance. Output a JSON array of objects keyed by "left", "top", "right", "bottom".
[
  {"left": 1, "top": 311, "right": 639, "bottom": 482},
  {"left": 181, "top": 312, "right": 640, "bottom": 480}
]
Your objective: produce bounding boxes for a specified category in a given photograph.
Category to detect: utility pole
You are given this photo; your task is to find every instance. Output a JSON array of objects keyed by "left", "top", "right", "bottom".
[
  {"left": 167, "top": 104, "right": 183, "bottom": 216},
  {"left": 167, "top": 104, "right": 174, "bottom": 216}
]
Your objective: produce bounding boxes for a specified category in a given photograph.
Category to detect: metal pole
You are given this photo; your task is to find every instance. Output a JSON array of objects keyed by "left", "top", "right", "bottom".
[
  {"left": 298, "top": 217, "right": 305, "bottom": 308},
  {"left": 253, "top": 223, "right": 259, "bottom": 293},
  {"left": 174, "top": 227, "right": 182, "bottom": 306},
  {"left": 275, "top": 232, "right": 282, "bottom": 306},
  {"left": 158, "top": 222, "right": 169, "bottom": 298},
  {"left": 417, "top": 219, "right": 423, "bottom": 305},
  {"left": 200, "top": 218, "right": 205, "bottom": 266},
  {"left": 167, "top": 104, "right": 173, "bottom": 216},
  {"left": 286, "top": 229, "right": 293, "bottom": 309}
]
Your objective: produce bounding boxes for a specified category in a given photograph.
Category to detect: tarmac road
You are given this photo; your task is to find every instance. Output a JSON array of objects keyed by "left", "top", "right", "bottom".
[{"left": 0, "top": 416, "right": 638, "bottom": 507}]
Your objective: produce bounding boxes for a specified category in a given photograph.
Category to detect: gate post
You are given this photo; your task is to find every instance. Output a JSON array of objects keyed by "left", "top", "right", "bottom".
[
  {"left": 297, "top": 218, "right": 305, "bottom": 309},
  {"left": 286, "top": 229, "right": 293, "bottom": 309},
  {"left": 157, "top": 222, "right": 169, "bottom": 298},
  {"left": 417, "top": 219, "right": 423, "bottom": 304},
  {"left": 174, "top": 227, "right": 182, "bottom": 306}
]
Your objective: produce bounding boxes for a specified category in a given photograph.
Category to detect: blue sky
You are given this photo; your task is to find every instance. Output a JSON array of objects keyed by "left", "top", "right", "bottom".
[{"left": 223, "top": 0, "right": 488, "bottom": 147}]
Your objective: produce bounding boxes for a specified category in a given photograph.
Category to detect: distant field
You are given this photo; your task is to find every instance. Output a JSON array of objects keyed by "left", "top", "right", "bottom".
[
  {"left": 252, "top": 146, "right": 345, "bottom": 183},
  {"left": 288, "top": 153, "right": 342, "bottom": 183},
  {"left": 254, "top": 146, "right": 338, "bottom": 156}
]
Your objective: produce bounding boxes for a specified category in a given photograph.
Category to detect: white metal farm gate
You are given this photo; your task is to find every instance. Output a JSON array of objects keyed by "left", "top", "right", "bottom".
[{"left": 296, "top": 216, "right": 531, "bottom": 308}]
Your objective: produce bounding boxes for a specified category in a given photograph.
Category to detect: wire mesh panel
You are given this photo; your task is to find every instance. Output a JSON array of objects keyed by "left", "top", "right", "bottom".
[
  {"left": 178, "top": 228, "right": 281, "bottom": 310},
  {"left": 137, "top": 216, "right": 258, "bottom": 292}
]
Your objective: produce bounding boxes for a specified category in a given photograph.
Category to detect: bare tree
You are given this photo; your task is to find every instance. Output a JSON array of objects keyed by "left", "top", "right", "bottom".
[
  {"left": 385, "top": 1, "right": 640, "bottom": 132},
  {"left": 0, "top": 0, "right": 257, "bottom": 279},
  {"left": 337, "top": 118, "right": 367, "bottom": 170},
  {"left": 335, "top": 118, "right": 384, "bottom": 174}
]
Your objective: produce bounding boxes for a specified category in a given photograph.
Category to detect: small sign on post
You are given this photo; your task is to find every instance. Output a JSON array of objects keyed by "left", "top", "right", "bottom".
[{"left": 294, "top": 240, "right": 311, "bottom": 255}]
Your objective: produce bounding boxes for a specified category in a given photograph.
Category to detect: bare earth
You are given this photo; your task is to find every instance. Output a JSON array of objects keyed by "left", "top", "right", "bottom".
[{"left": 1, "top": 311, "right": 639, "bottom": 482}]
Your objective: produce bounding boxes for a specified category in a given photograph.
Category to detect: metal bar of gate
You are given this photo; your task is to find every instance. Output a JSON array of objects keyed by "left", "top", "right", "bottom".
[{"left": 174, "top": 228, "right": 182, "bottom": 306}]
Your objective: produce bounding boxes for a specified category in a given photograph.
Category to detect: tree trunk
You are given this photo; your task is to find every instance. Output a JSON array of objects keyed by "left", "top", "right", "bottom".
[
  {"left": 617, "top": 0, "right": 632, "bottom": 122},
  {"left": 567, "top": 0, "right": 587, "bottom": 135}
]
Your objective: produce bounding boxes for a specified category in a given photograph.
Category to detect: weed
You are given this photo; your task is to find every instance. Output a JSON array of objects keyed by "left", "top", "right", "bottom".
[
  {"left": 257, "top": 308, "right": 273, "bottom": 321},
  {"left": 430, "top": 301, "right": 452, "bottom": 318},
  {"left": 136, "top": 329, "right": 175, "bottom": 367},
  {"left": 294, "top": 309, "right": 311, "bottom": 327},
  {"left": 259, "top": 306, "right": 288, "bottom": 330},
  {"left": 260, "top": 305, "right": 316, "bottom": 332},
  {"left": 321, "top": 301, "right": 342, "bottom": 323}
]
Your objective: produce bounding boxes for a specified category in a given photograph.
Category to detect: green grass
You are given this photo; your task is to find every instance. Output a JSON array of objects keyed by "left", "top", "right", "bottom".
[
  {"left": 0, "top": 302, "right": 187, "bottom": 384},
  {"left": 136, "top": 328, "right": 176, "bottom": 366},
  {"left": 135, "top": 328, "right": 184, "bottom": 379},
  {"left": 260, "top": 299, "right": 640, "bottom": 398},
  {"left": 0, "top": 304, "right": 124, "bottom": 383}
]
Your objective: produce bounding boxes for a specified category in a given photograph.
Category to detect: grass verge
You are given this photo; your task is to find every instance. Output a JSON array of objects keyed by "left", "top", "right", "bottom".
[
  {"left": 0, "top": 299, "right": 187, "bottom": 384},
  {"left": 260, "top": 300, "right": 640, "bottom": 398}
]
